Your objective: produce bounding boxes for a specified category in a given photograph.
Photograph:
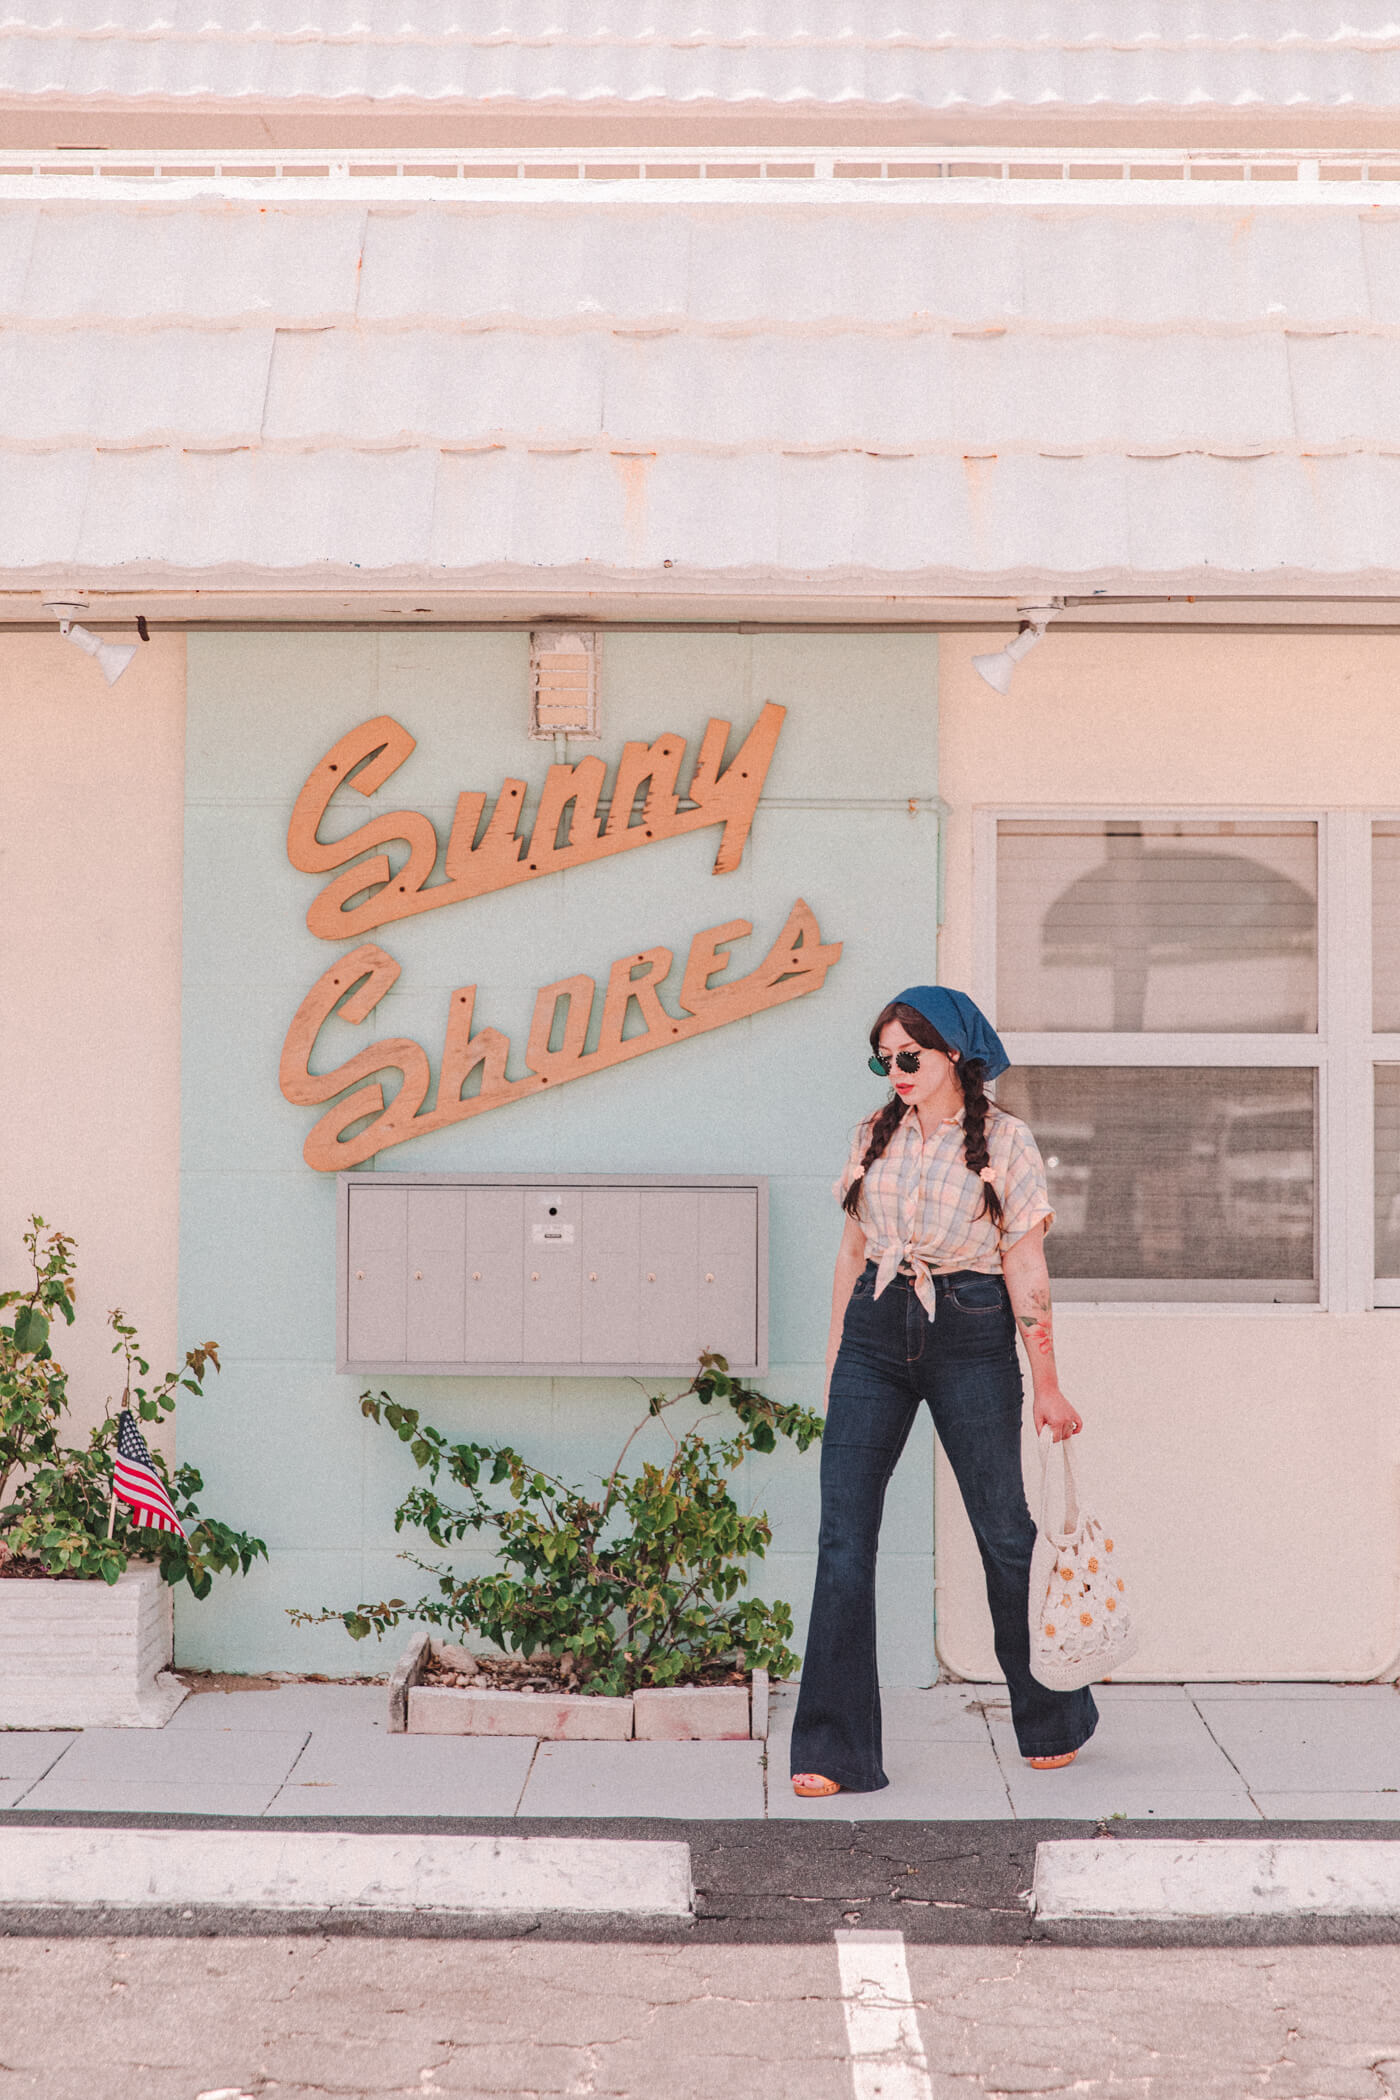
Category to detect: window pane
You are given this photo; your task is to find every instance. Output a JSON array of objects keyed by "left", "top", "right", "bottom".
[
  {"left": 1375, "top": 1067, "right": 1400, "bottom": 1277},
  {"left": 997, "top": 820, "right": 1317, "bottom": 1032},
  {"left": 1373, "top": 824, "right": 1400, "bottom": 1031},
  {"left": 996, "top": 1067, "right": 1318, "bottom": 1297}
]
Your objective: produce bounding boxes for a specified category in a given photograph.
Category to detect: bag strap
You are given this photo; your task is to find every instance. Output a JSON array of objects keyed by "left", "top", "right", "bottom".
[{"left": 1037, "top": 1425, "right": 1081, "bottom": 1539}]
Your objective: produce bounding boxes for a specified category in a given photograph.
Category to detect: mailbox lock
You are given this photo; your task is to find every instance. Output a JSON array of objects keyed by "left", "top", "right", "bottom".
[
  {"left": 589, "top": 1272, "right": 598, "bottom": 1282},
  {"left": 705, "top": 1273, "right": 715, "bottom": 1283},
  {"left": 356, "top": 1269, "right": 364, "bottom": 1280},
  {"left": 531, "top": 1271, "right": 540, "bottom": 1282},
  {"left": 647, "top": 1272, "right": 656, "bottom": 1282},
  {"left": 414, "top": 1271, "right": 422, "bottom": 1280},
  {"left": 472, "top": 1271, "right": 482, "bottom": 1281}
]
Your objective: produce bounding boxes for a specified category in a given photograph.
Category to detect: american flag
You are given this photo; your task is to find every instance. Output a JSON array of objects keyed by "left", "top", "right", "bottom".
[{"left": 113, "top": 1409, "right": 187, "bottom": 1539}]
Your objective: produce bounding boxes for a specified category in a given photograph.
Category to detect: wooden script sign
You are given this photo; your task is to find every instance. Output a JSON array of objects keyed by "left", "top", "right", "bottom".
[
  {"left": 279, "top": 705, "right": 842, "bottom": 1170},
  {"left": 287, "top": 705, "right": 785, "bottom": 940}
]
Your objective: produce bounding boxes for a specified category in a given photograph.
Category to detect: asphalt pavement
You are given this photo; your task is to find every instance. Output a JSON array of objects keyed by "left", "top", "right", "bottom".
[{"left": 4, "top": 1931, "right": 1400, "bottom": 2100}]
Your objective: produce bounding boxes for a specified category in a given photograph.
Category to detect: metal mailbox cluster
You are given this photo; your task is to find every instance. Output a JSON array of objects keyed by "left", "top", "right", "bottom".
[{"left": 338, "top": 1173, "right": 768, "bottom": 1376}]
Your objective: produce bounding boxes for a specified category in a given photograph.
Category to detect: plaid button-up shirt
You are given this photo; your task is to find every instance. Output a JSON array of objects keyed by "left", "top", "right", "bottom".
[{"left": 836, "top": 1106, "right": 1055, "bottom": 1319}]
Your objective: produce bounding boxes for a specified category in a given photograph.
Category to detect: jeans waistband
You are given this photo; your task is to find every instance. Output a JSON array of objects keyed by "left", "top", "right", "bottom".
[{"left": 864, "top": 1260, "right": 1002, "bottom": 1297}]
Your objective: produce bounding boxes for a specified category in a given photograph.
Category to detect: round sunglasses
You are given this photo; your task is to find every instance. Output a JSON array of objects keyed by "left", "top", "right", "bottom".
[{"left": 869, "top": 1048, "right": 924, "bottom": 1077}]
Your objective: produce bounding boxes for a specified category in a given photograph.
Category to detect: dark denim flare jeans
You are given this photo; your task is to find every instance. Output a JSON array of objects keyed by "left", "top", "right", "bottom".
[{"left": 790, "top": 1262, "right": 1098, "bottom": 1791}]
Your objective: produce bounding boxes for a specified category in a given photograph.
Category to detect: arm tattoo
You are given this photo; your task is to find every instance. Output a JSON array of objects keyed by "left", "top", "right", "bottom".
[{"left": 1016, "top": 1284, "right": 1054, "bottom": 1356}]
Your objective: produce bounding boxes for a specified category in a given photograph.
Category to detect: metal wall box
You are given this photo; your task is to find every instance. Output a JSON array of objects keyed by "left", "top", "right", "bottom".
[{"left": 337, "top": 1173, "right": 768, "bottom": 1377}]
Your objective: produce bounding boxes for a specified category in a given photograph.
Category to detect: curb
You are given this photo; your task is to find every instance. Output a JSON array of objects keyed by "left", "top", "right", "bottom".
[
  {"left": 1034, "top": 1838, "right": 1400, "bottom": 1923},
  {"left": 0, "top": 1828, "right": 694, "bottom": 1919}
]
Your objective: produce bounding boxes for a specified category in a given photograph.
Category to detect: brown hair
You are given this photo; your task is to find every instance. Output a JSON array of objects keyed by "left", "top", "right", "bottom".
[{"left": 842, "top": 1000, "right": 1006, "bottom": 1229}]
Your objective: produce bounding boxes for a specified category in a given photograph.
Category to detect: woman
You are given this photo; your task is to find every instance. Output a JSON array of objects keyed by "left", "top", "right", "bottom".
[{"left": 790, "top": 983, "right": 1098, "bottom": 1798}]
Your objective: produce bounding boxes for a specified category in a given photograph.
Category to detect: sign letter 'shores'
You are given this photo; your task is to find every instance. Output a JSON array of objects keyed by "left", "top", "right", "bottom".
[{"left": 279, "top": 705, "right": 842, "bottom": 1170}]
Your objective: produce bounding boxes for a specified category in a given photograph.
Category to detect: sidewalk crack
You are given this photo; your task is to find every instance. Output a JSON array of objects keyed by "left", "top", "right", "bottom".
[
  {"left": 1190, "top": 1696, "right": 1266, "bottom": 1818},
  {"left": 977, "top": 1700, "right": 1018, "bottom": 1818},
  {"left": 259, "top": 1728, "right": 313, "bottom": 1814},
  {"left": 511, "top": 1739, "right": 539, "bottom": 1816},
  {"left": 7, "top": 1734, "right": 79, "bottom": 1805}
]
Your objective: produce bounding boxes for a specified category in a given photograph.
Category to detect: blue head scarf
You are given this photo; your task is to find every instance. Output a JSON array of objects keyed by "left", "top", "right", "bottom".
[{"left": 889, "top": 985, "right": 1010, "bottom": 1081}]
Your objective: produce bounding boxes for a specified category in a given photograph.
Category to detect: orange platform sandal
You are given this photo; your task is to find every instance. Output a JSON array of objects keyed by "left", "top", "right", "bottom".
[
  {"left": 1026, "top": 1751, "right": 1079, "bottom": 1771},
  {"left": 792, "top": 1773, "right": 843, "bottom": 1797}
]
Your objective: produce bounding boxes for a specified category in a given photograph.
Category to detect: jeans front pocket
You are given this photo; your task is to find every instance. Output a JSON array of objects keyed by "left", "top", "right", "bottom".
[{"left": 946, "top": 1275, "right": 1009, "bottom": 1316}]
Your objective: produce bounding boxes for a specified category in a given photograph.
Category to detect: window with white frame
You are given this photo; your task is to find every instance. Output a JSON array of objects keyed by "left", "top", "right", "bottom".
[{"left": 982, "top": 817, "right": 1323, "bottom": 1303}]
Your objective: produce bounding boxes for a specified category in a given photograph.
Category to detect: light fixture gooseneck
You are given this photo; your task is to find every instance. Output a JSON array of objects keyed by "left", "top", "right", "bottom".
[
  {"left": 43, "top": 599, "right": 139, "bottom": 688},
  {"left": 972, "top": 600, "right": 1064, "bottom": 695}
]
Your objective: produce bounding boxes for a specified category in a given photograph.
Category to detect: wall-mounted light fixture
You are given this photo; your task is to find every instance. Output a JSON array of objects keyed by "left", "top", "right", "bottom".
[
  {"left": 44, "top": 599, "right": 138, "bottom": 687},
  {"left": 971, "top": 600, "right": 1064, "bottom": 696},
  {"left": 529, "top": 628, "right": 600, "bottom": 740}
]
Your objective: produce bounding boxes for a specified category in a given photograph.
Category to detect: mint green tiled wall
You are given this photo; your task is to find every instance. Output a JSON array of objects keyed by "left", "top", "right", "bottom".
[{"left": 177, "top": 631, "right": 940, "bottom": 1679}]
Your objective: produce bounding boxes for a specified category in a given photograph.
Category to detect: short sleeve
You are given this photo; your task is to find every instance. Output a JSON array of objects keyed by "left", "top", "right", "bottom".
[
  {"left": 833, "top": 1117, "right": 873, "bottom": 1207},
  {"left": 996, "top": 1118, "right": 1056, "bottom": 1249}
]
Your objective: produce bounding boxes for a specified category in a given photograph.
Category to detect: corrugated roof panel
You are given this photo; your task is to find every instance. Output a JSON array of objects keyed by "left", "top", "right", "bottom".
[
  {"left": 0, "top": 203, "right": 36, "bottom": 308},
  {"left": 0, "top": 327, "right": 271, "bottom": 445},
  {"left": 949, "top": 333, "right": 1297, "bottom": 451},
  {"left": 0, "top": 445, "right": 93, "bottom": 565},
  {"left": 355, "top": 204, "right": 692, "bottom": 326},
  {"left": 183, "top": 326, "right": 1384, "bottom": 458},
  {"left": 72, "top": 444, "right": 440, "bottom": 567},
  {"left": 5, "top": 190, "right": 1400, "bottom": 591},
  {"left": 354, "top": 204, "right": 1378, "bottom": 334},
  {"left": 262, "top": 327, "right": 608, "bottom": 447},
  {"left": 13, "top": 5, "right": 1400, "bottom": 112},
  {"left": 3, "top": 200, "right": 1391, "bottom": 334},
  {"left": 1356, "top": 218, "right": 1400, "bottom": 325},
  {"left": 10, "top": 2, "right": 1400, "bottom": 34},
  {"left": 430, "top": 446, "right": 627, "bottom": 568},
  {"left": 13, "top": 443, "right": 1400, "bottom": 585},
  {"left": 14, "top": 203, "right": 365, "bottom": 323},
  {"left": 1286, "top": 332, "right": 1400, "bottom": 446}
]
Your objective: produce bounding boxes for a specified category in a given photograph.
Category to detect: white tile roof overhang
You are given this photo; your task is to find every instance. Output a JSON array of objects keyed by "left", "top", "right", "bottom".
[{"left": 11, "top": 175, "right": 1400, "bottom": 607}]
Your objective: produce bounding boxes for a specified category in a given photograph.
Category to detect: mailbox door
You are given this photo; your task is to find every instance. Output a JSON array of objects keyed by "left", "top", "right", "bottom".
[
  {"left": 636, "top": 1189, "right": 700, "bottom": 1365},
  {"left": 346, "top": 1184, "right": 407, "bottom": 1363},
  {"left": 580, "top": 1186, "right": 641, "bottom": 1364},
  {"left": 406, "top": 1187, "right": 467, "bottom": 1364},
  {"left": 697, "top": 1188, "right": 759, "bottom": 1365},
  {"left": 463, "top": 1187, "right": 525, "bottom": 1363},
  {"left": 522, "top": 1188, "right": 583, "bottom": 1363}
]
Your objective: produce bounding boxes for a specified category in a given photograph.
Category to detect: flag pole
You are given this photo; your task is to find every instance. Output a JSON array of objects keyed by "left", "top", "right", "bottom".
[{"left": 105, "top": 1388, "right": 126, "bottom": 1539}]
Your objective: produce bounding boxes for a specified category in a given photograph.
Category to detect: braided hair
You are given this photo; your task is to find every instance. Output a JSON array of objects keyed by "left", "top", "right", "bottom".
[{"left": 842, "top": 1000, "right": 1006, "bottom": 1230}]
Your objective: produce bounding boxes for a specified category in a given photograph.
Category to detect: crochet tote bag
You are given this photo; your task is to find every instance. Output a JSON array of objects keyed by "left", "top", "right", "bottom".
[{"left": 1028, "top": 1428, "right": 1139, "bottom": 1691}]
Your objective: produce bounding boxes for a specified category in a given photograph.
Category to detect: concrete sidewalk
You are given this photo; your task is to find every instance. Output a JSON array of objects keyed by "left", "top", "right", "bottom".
[{"left": 5, "top": 1679, "right": 1400, "bottom": 1820}]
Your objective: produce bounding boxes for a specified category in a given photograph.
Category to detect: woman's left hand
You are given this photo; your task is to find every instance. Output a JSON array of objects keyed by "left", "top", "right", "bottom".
[{"left": 1034, "top": 1388, "right": 1082, "bottom": 1442}]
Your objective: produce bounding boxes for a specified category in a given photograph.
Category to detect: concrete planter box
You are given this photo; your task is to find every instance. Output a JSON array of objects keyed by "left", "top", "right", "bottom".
[
  {"left": 391, "top": 1635, "right": 769, "bottom": 1741},
  {"left": 633, "top": 1684, "right": 751, "bottom": 1740},
  {"left": 0, "top": 1563, "right": 187, "bottom": 1729},
  {"left": 410, "top": 1685, "right": 636, "bottom": 1740}
]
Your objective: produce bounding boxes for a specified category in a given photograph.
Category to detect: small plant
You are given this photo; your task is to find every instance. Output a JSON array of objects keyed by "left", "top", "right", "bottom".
[
  {"left": 0, "top": 1217, "right": 266, "bottom": 1594},
  {"left": 294, "top": 1353, "right": 822, "bottom": 1696}
]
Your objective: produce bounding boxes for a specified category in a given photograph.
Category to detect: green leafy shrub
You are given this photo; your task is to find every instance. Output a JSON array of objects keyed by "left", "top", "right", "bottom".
[
  {"left": 0, "top": 1217, "right": 266, "bottom": 1594},
  {"left": 294, "top": 1353, "right": 822, "bottom": 1695}
]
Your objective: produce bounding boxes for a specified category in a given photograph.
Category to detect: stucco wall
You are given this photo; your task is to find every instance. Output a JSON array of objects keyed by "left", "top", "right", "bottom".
[
  {"left": 936, "top": 629, "right": 1400, "bottom": 1680},
  {"left": 175, "top": 630, "right": 940, "bottom": 1675},
  {"left": 0, "top": 633, "right": 186, "bottom": 1450}
]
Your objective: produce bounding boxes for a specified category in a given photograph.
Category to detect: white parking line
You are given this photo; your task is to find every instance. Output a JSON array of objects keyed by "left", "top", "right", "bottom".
[
  {"left": 835, "top": 1930, "right": 934, "bottom": 2100},
  {"left": 0, "top": 1830, "right": 694, "bottom": 1918}
]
